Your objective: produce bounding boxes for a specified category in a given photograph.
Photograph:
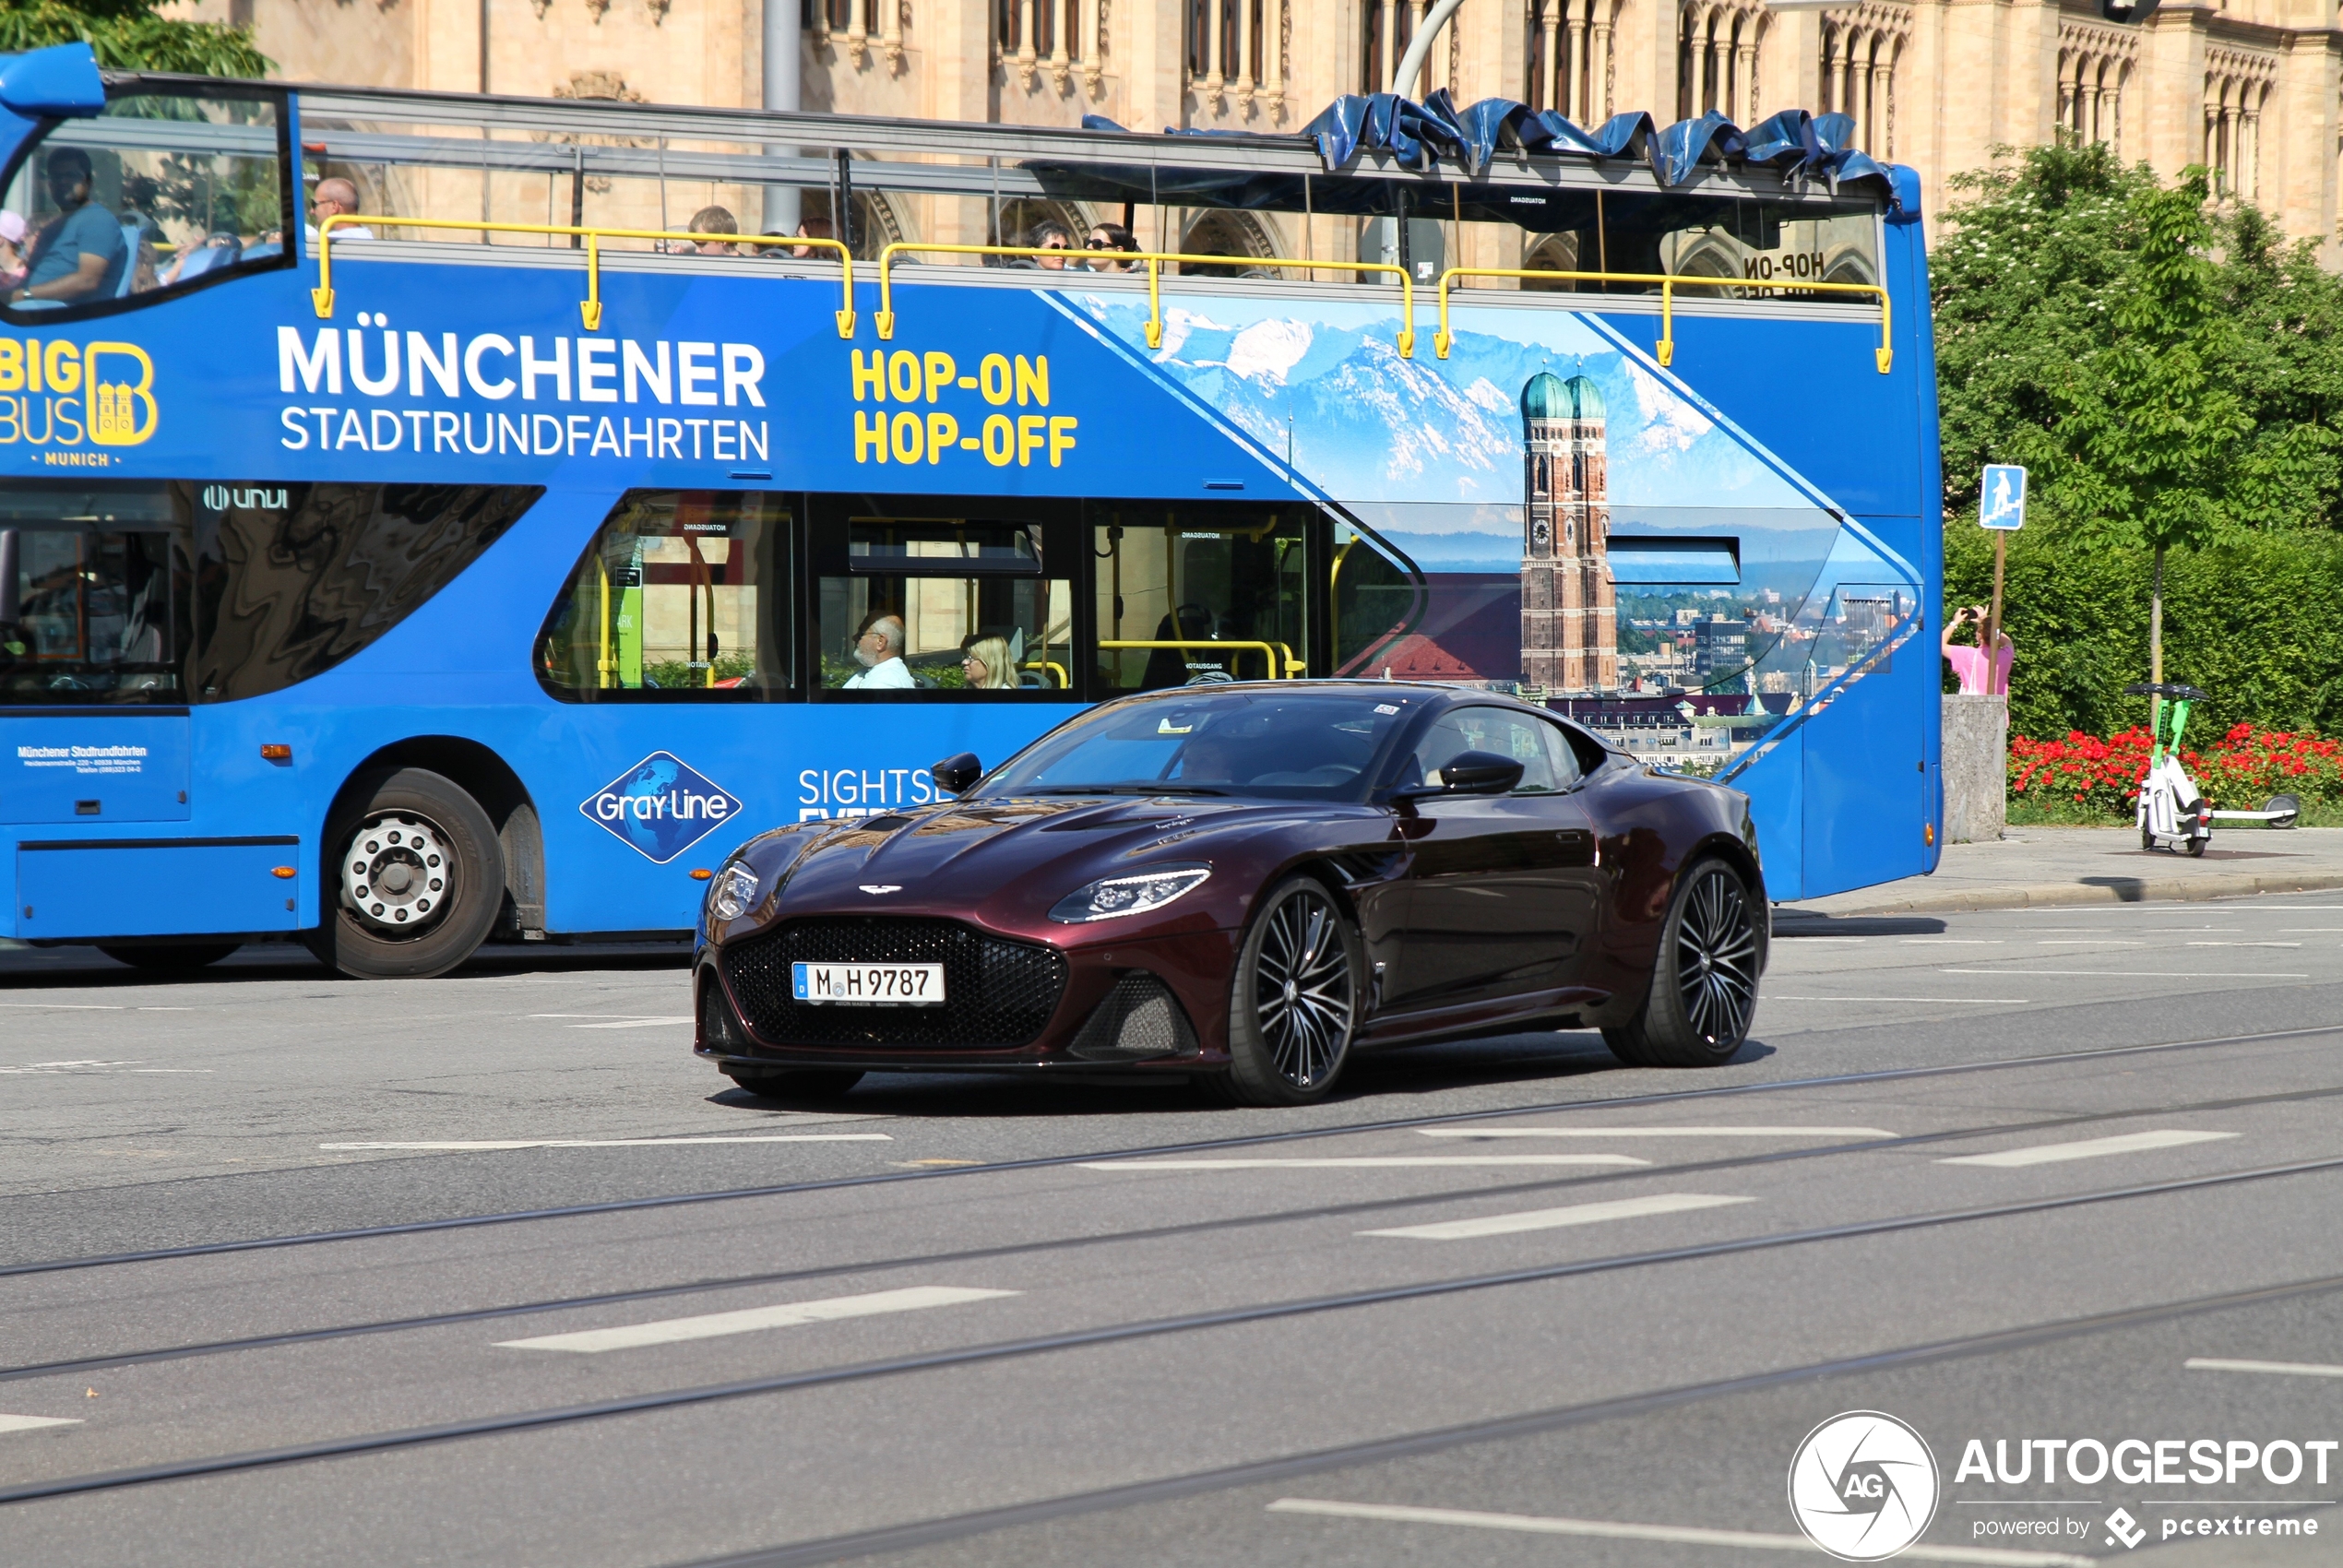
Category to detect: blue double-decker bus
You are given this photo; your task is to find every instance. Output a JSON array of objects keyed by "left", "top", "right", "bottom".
[{"left": 0, "top": 43, "right": 1939, "bottom": 977}]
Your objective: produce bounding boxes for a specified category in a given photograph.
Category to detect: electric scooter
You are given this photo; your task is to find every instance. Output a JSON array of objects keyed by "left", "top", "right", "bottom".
[{"left": 2123, "top": 682, "right": 2300, "bottom": 856}]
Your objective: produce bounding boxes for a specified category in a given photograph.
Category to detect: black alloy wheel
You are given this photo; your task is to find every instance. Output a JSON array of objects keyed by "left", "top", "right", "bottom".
[
  {"left": 1604, "top": 857, "right": 1760, "bottom": 1068},
  {"left": 1217, "top": 875, "right": 1362, "bottom": 1107},
  {"left": 308, "top": 767, "right": 505, "bottom": 980},
  {"left": 96, "top": 943, "right": 241, "bottom": 972}
]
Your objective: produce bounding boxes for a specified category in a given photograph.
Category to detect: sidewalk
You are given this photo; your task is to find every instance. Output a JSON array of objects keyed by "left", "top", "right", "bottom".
[{"left": 1778, "top": 826, "right": 2343, "bottom": 920}]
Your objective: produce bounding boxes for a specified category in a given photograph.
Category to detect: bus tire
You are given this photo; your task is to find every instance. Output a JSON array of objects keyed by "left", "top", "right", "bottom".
[
  {"left": 97, "top": 943, "right": 240, "bottom": 972},
  {"left": 311, "top": 767, "right": 505, "bottom": 980}
]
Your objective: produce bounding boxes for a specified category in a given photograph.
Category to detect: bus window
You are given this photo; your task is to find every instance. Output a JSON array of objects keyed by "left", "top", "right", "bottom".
[
  {"left": 539, "top": 491, "right": 791, "bottom": 699},
  {"left": 1093, "top": 508, "right": 1307, "bottom": 691},
  {"left": 2, "top": 481, "right": 535, "bottom": 705},
  {"left": 1, "top": 84, "right": 291, "bottom": 323},
  {"left": 1330, "top": 521, "right": 1424, "bottom": 678},
  {"left": 817, "top": 517, "right": 1072, "bottom": 694},
  {"left": 0, "top": 484, "right": 186, "bottom": 703}
]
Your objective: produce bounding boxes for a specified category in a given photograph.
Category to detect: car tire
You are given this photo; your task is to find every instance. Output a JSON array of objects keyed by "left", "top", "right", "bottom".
[
  {"left": 1603, "top": 857, "right": 1760, "bottom": 1069},
  {"left": 309, "top": 768, "right": 504, "bottom": 980},
  {"left": 1216, "top": 874, "right": 1362, "bottom": 1107},
  {"left": 97, "top": 943, "right": 240, "bottom": 972},
  {"left": 724, "top": 1069, "right": 865, "bottom": 1101}
]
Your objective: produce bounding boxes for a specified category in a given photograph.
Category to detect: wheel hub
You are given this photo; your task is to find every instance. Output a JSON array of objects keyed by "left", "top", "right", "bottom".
[{"left": 342, "top": 813, "right": 453, "bottom": 936}]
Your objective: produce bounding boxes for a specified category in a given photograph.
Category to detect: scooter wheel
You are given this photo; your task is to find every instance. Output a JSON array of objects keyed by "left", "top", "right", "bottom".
[
  {"left": 2266, "top": 793, "right": 2301, "bottom": 830},
  {"left": 2185, "top": 837, "right": 2207, "bottom": 858},
  {"left": 2141, "top": 826, "right": 2155, "bottom": 850}
]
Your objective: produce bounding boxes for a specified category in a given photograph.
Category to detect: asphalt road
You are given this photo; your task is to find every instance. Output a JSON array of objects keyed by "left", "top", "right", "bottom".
[{"left": 5, "top": 893, "right": 2343, "bottom": 1567}]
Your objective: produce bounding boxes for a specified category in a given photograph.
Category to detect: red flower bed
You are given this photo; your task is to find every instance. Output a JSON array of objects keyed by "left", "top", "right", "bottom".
[{"left": 2009, "top": 722, "right": 2343, "bottom": 818}]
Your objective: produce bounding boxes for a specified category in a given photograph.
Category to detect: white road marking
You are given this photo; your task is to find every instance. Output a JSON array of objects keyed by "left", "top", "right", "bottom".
[
  {"left": 2036, "top": 939, "right": 2143, "bottom": 945},
  {"left": 0, "top": 1415, "right": 82, "bottom": 1433},
  {"left": 318, "top": 1134, "right": 893, "bottom": 1149},
  {"left": 0, "top": 1004, "right": 123, "bottom": 1011},
  {"left": 1416, "top": 1125, "right": 1894, "bottom": 1140},
  {"left": 1941, "top": 968, "right": 2309, "bottom": 979},
  {"left": 1898, "top": 939, "right": 2004, "bottom": 944},
  {"left": 1360, "top": 1193, "right": 1753, "bottom": 1241},
  {"left": 527, "top": 1014, "right": 696, "bottom": 1029},
  {"left": 1939, "top": 1129, "right": 2238, "bottom": 1169},
  {"left": 1077, "top": 1156, "right": 1648, "bottom": 1170},
  {"left": 2186, "top": 941, "right": 2301, "bottom": 948},
  {"left": 0, "top": 1061, "right": 214, "bottom": 1075},
  {"left": 495, "top": 1285, "right": 1015, "bottom": 1353},
  {"left": 2185, "top": 1357, "right": 2343, "bottom": 1379},
  {"left": 1265, "top": 1499, "right": 2095, "bottom": 1565},
  {"left": 1765, "top": 995, "right": 2030, "bottom": 1004}
]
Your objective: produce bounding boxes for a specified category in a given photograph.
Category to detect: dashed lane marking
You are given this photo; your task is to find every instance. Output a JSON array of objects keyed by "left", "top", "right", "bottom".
[
  {"left": 1265, "top": 1499, "right": 2096, "bottom": 1565},
  {"left": 1939, "top": 1130, "right": 2238, "bottom": 1169},
  {"left": 1076, "top": 1156, "right": 1649, "bottom": 1170},
  {"left": 0, "top": 1415, "right": 81, "bottom": 1434},
  {"left": 1941, "top": 968, "right": 2309, "bottom": 980},
  {"left": 2184, "top": 1357, "right": 2343, "bottom": 1379},
  {"left": 1359, "top": 1193, "right": 1754, "bottom": 1241},
  {"left": 494, "top": 1285, "right": 1016, "bottom": 1353},
  {"left": 1415, "top": 1125, "right": 1894, "bottom": 1140},
  {"left": 1764, "top": 995, "right": 2030, "bottom": 1004},
  {"left": 527, "top": 1015, "right": 696, "bottom": 1029},
  {"left": 318, "top": 1135, "right": 894, "bottom": 1150}
]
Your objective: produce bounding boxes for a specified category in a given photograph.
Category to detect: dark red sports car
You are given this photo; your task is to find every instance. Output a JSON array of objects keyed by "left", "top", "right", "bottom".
[{"left": 694, "top": 683, "right": 1766, "bottom": 1106}]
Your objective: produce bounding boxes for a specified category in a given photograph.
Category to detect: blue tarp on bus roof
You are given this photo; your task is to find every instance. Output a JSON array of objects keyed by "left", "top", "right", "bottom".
[{"left": 1080, "top": 93, "right": 1897, "bottom": 204}]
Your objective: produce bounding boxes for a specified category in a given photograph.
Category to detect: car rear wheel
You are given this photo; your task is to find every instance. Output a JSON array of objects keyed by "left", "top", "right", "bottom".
[
  {"left": 724, "top": 1069, "right": 865, "bottom": 1101},
  {"left": 1604, "top": 857, "right": 1759, "bottom": 1068},
  {"left": 1216, "top": 875, "right": 1362, "bottom": 1107},
  {"left": 97, "top": 943, "right": 240, "bottom": 972},
  {"left": 308, "top": 768, "right": 504, "bottom": 980}
]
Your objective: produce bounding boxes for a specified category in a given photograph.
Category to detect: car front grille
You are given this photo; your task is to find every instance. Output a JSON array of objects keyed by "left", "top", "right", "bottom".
[{"left": 720, "top": 916, "right": 1067, "bottom": 1049}]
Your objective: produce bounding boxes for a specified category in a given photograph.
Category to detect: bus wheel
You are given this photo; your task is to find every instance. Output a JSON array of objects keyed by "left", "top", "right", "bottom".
[
  {"left": 97, "top": 944, "right": 240, "bottom": 972},
  {"left": 311, "top": 767, "right": 505, "bottom": 980}
]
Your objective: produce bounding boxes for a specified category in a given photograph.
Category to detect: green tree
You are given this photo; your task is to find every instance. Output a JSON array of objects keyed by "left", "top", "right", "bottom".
[{"left": 0, "top": 0, "right": 268, "bottom": 77}]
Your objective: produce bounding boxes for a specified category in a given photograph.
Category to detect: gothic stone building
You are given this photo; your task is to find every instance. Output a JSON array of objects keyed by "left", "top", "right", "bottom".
[{"left": 194, "top": 0, "right": 2343, "bottom": 260}]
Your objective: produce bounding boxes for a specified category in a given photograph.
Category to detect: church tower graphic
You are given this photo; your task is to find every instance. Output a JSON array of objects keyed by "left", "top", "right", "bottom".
[{"left": 1518, "top": 371, "right": 1618, "bottom": 694}]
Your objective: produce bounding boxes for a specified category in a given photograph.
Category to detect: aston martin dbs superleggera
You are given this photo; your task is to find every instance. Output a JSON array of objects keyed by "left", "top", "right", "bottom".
[{"left": 693, "top": 682, "right": 1766, "bottom": 1106}]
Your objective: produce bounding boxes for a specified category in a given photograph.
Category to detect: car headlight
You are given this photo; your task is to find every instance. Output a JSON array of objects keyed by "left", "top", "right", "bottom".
[
  {"left": 1049, "top": 863, "right": 1210, "bottom": 923},
  {"left": 708, "top": 862, "right": 760, "bottom": 922}
]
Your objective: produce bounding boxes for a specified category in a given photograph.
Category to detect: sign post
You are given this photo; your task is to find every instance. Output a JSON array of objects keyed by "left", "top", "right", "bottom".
[{"left": 1978, "top": 465, "right": 2026, "bottom": 695}]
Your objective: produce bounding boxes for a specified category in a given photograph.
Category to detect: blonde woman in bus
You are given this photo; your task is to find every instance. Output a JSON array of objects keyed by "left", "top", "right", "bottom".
[{"left": 960, "top": 635, "right": 1020, "bottom": 690}]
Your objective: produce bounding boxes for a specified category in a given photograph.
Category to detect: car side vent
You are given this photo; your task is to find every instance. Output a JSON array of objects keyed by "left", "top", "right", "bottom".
[{"left": 1069, "top": 971, "right": 1198, "bottom": 1062}]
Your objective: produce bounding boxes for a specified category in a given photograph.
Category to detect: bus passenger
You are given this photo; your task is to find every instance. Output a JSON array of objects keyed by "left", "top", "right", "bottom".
[
  {"left": 0, "top": 212, "right": 27, "bottom": 292},
  {"left": 842, "top": 612, "right": 914, "bottom": 689},
  {"left": 1084, "top": 222, "right": 1137, "bottom": 273},
  {"left": 688, "top": 205, "right": 739, "bottom": 255},
  {"left": 785, "top": 216, "right": 833, "bottom": 259},
  {"left": 12, "top": 149, "right": 125, "bottom": 306},
  {"left": 305, "top": 177, "right": 375, "bottom": 243},
  {"left": 1008, "top": 222, "right": 1072, "bottom": 269},
  {"left": 960, "top": 635, "right": 1019, "bottom": 690}
]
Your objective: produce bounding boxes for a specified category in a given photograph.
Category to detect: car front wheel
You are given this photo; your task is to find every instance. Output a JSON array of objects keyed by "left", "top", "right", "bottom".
[
  {"left": 1605, "top": 857, "right": 1760, "bottom": 1068},
  {"left": 1215, "top": 875, "right": 1362, "bottom": 1107}
]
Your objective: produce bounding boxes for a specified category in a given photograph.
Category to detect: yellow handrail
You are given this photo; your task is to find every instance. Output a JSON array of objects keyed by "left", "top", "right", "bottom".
[
  {"left": 1020, "top": 659, "right": 1073, "bottom": 687},
  {"left": 1098, "top": 638, "right": 1304, "bottom": 678},
  {"left": 1433, "top": 267, "right": 1892, "bottom": 374},
  {"left": 874, "top": 244, "right": 1416, "bottom": 360},
  {"left": 312, "top": 214, "right": 856, "bottom": 337}
]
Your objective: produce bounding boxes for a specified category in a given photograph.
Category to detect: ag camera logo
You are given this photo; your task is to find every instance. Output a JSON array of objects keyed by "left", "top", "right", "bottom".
[
  {"left": 1789, "top": 1411, "right": 1941, "bottom": 1562},
  {"left": 581, "top": 751, "right": 743, "bottom": 864}
]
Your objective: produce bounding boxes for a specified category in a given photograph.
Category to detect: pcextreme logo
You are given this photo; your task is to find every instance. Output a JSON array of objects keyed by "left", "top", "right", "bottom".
[{"left": 0, "top": 337, "right": 159, "bottom": 464}]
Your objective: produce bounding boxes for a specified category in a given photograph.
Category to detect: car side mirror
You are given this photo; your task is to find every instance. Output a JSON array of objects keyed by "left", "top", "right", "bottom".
[
  {"left": 931, "top": 752, "right": 982, "bottom": 797},
  {"left": 1393, "top": 750, "right": 1524, "bottom": 805}
]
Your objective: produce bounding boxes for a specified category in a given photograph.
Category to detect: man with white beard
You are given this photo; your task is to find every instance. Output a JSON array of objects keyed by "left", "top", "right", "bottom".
[{"left": 843, "top": 613, "right": 915, "bottom": 688}]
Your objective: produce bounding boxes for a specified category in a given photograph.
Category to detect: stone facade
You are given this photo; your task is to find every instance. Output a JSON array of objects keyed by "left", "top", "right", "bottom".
[{"left": 183, "top": 0, "right": 2343, "bottom": 252}]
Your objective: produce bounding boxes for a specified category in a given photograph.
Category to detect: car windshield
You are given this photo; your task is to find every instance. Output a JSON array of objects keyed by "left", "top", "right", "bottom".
[{"left": 975, "top": 688, "right": 1433, "bottom": 801}]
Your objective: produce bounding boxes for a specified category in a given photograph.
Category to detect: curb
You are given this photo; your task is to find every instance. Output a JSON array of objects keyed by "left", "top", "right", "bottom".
[{"left": 1776, "top": 869, "right": 2343, "bottom": 921}]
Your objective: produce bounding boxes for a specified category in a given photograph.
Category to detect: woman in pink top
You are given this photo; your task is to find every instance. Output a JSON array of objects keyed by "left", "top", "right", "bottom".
[{"left": 1943, "top": 605, "right": 2013, "bottom": 695}]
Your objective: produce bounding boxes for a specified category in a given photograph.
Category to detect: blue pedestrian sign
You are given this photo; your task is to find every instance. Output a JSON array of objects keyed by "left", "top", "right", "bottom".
[{"left": 1980, "top": 465, "right": 2028, "bottom": 530}]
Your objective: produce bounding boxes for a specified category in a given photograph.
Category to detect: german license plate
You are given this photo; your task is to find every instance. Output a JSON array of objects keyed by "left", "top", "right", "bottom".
[{"left": 791, "top": 961, "right": 946, "bottom": 1005}]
